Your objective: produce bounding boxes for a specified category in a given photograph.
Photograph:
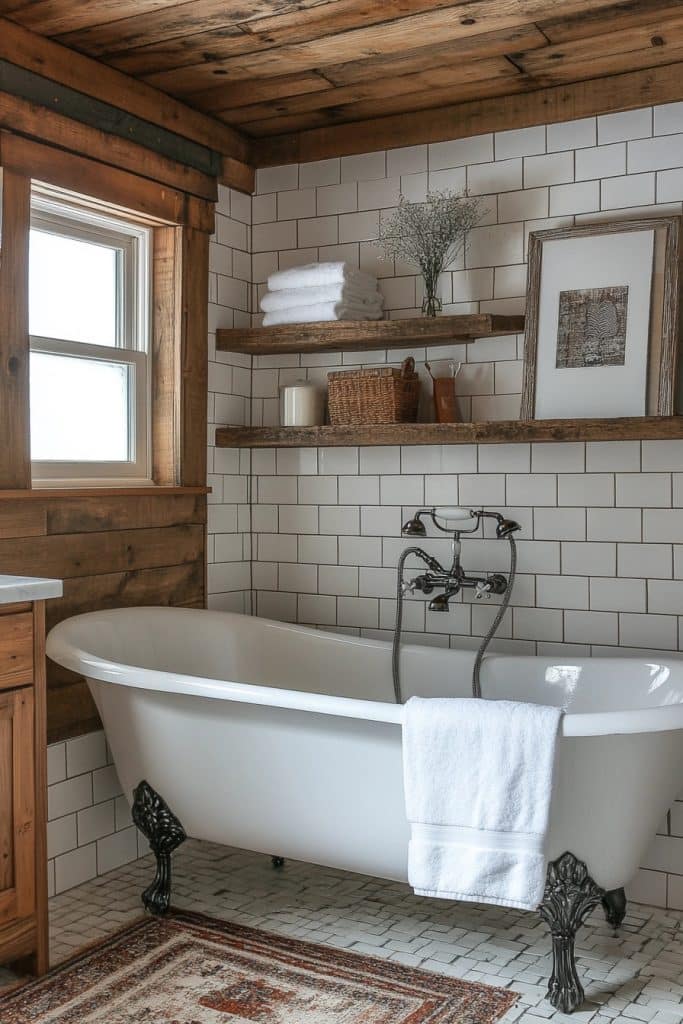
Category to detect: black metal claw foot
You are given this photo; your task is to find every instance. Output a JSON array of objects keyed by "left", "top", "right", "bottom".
[
  {"left": 271, "top": 856, "right": 285, "bottom": 868},
  {"left": 132, "top": 780, "right": 186, "bottom": 916},
  {"left": 601, "top": 887, "right": 627, "bottom": 932},
  {"left": 539, "top": 852, "right": 605, "bottom": 1014}
]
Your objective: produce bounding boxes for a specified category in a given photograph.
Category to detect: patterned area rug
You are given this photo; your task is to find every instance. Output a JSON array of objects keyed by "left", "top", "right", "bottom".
[{"left": 1, "top": 911, "right": 517, "bottom": 1022}]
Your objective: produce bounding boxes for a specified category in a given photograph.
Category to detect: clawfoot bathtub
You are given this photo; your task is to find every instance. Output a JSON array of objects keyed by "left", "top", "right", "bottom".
[{"left": 47, "top": 607, "right": 683, "bottom": 1013}]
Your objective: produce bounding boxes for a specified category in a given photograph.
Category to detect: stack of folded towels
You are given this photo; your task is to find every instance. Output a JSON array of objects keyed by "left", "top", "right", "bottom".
[{"left": 260, "top": 261, "right": 384, "bottom": 326}]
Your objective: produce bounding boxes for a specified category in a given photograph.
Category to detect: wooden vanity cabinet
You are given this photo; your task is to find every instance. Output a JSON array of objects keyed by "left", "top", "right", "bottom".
[{"left": 0, "top": 601, "right": 48, "bottom": 974}]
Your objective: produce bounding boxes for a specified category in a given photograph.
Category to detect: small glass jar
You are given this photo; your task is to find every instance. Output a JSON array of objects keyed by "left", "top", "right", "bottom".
[{"left": 279, "top": 380, "right": 325, "bottom": 427}]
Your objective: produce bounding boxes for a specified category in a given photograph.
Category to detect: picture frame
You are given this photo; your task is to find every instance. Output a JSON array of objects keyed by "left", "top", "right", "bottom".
[{"left": 520, "top": 218, "right": 682, "bottom": 420}]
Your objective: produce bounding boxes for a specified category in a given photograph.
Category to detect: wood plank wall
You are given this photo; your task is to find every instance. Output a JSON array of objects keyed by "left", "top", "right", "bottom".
[{"left": 0, "top": 492, "right": 206, "bottom": 742}]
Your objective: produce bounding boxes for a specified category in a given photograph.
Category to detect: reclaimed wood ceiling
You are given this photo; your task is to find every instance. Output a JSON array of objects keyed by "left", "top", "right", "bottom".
[{"left": 1, "top": 0, "right": 682, "bottom": 145}]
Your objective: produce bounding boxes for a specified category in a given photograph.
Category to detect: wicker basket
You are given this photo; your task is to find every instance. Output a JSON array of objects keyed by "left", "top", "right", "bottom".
[{"left": 327, "top": 357, "right": 420, "bottom": 425}]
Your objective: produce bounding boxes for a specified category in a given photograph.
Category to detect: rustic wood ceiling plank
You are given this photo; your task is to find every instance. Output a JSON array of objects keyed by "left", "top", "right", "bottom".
[
  {"left": 320, "top": 24, "right": 548, "bottom": 88},
  {"left": 54, "top": 0, "right": 313, "bottom": 55},
  {"left": 250, "top": 60, "right": 683, "bottom": 164},
  {"left": 0, "top": 0, "right": 236, "bottom": 37},
  {"left": 514, "top": 11, "right": 683, "bottom": 77},
  {"left": 540, "top": 0, "right": 682, "bottom": 44},
  {"left": 107, "top": 0, "right": 486, "bottom": 78},
  {"left": 139, "top": 0, "right": 633, "bottom": 93},
  {"left": 57, "top": 0, "right": 466, "bottom": 62},
  {"left": 186, "top": 71, "right": 333, "bottom": 114},
  {"left": 241, "top": 73, "right": 529, "bottom": 136},
  {"left": 223, "top": 57, "right": 520, "bottom": 127}
]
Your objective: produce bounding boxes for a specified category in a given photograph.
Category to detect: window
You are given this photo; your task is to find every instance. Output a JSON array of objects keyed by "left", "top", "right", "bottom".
[{"left": 29, "top": 188, "right": 151, "bottom": 483}]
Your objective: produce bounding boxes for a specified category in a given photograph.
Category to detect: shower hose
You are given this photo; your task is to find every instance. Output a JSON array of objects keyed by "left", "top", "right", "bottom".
[{"left": 392, "top": 536, "right": 517, "bottom": 705}]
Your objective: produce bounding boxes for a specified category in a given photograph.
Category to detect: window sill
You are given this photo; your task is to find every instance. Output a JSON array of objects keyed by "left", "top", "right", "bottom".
[{"left": 0, "top": 485, "right": 210, "bottom": 500}]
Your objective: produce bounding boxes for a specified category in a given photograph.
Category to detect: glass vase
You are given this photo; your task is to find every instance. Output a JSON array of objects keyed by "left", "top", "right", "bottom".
[{"left": 421, "top": 270, "right": 443, "bottom": 317}]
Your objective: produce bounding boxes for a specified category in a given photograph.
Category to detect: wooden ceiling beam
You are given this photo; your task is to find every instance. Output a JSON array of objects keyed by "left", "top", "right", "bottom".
[
  {"left": 0, "top": 90, "right": 220, "bottom": 200},
  {"left": 250, "top": 60, "right": 683, "bottom": 166},
  {"left": 0, "top": 17, "right": 253, "bottom": 172}
]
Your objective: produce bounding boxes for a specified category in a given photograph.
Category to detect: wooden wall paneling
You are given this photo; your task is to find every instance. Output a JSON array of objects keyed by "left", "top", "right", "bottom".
[
  {"left": 251, "top": 61, "right": 683, "bottom": 165},
  {"left": 45, "top": 561, "right": 205, "bottom": 742},
  {"left": 0, "top": 503, "right": 45, "bottom": 539},
  {"left": 179, "top": 227, "right": 209, "bottom": 488},
  {"left": 45, "top": 494, "right": 206, "bottom": 534},
  {"left": 0, "top": 17, "right": 252, "bottom": 165},
  {"left": 0, "top": 167, "right": 30, "bottom": 490},
  {"left": 0, "top": 526, "right": 204, "bottom": 579}
]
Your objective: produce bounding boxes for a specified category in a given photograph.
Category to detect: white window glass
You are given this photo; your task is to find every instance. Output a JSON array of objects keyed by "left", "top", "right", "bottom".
[
  {"left": 29, "top": 188, "right": 151, "bottom": 484},
  {"left": 29, "top": 230, "right": 118, "bottom": 346},
  {"left": 30, "top": 352, "right": 130, "bottom": 462}
]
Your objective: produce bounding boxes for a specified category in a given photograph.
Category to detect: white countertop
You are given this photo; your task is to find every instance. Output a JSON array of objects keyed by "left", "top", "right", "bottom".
[{"left": 0, "top": 575, "right": 63, "bottom": 605}]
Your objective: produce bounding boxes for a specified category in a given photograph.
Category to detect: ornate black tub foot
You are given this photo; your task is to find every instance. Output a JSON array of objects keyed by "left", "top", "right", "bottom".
[
  {"left": 539, "top": 852, "right": 605, "bottom": 1014},
  {"left": 271, "top": 856, "right": 285, "bottom": 868},
  {"left": 132, "top": 780, "right": 186, "bottom": 916},
  {"left": 601, "top": 887, "right": 627, "bottom": 933}
]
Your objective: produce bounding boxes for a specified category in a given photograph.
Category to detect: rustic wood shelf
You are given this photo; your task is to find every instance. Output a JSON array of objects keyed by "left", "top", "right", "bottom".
[
  {"left": 216, "top": 314, "right": 525, "bottom": 355},
  {"left": 216, "top": 417, "right": 683, "bottom": 449}
]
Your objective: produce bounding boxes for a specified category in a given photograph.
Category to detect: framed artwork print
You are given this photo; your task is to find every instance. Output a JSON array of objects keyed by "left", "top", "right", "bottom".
[{"left": 521, "top": 218, "right": 681, "bottom": 420}]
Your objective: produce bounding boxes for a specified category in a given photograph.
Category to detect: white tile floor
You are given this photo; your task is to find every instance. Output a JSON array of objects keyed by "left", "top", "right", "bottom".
[{"left": 4, "top": 840, "right": 683, "bottom": 1022}]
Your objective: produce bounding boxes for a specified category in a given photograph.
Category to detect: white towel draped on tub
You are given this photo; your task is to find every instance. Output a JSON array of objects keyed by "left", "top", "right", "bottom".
[{"left": 403, "top": 697, "right": 563, "bottom": 911}]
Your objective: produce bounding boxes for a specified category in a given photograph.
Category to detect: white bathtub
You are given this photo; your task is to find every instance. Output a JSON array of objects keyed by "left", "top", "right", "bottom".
[{"left": 46, "top": 606, "right": 683, "bottom": 894}]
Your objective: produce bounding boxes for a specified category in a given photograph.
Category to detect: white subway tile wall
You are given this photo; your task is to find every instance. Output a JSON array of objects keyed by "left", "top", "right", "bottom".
[
  {"left": 208, "top": 184, "right": 253, "bottom": 614},
  {"left": 238, "top": 103, "right": 683, "bottom": 909},
  {"left": 47, "top": 731, "right": 142, "bottom": 896}
]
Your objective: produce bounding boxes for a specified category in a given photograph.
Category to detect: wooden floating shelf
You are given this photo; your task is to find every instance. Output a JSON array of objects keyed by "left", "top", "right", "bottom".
[
  {"left": 216, "top": 314, "right": 525, "bottom": 355},
  {"left": 216, "top": 417, "right": 683, "bottom": 449}
]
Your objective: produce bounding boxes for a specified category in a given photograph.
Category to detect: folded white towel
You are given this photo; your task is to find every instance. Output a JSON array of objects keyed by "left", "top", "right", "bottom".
[
  {"left": 260, "top": 283, "right": 381, "bottom": 313},
  {"left": 403, "top": 696, "right": 562, "bottom": 911},
  {"left": 267, "top": 261, "right": 378, "bottom": 293},
  {"left": 262, "top": 300, "right": 384, "bottom": 326}
]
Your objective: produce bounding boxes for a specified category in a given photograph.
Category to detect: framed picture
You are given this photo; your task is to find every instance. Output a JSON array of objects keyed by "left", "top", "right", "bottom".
[{"left": 521, "top": 218, "right": 681, "bottom": 420}]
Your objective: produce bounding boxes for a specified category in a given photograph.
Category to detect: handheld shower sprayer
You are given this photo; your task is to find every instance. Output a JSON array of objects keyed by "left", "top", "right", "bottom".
[{"left": 392, "top": 507, "right": 521, "bottom": 704}]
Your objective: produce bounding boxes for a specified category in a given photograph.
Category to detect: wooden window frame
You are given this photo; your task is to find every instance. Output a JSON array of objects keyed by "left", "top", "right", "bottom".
[{"left": 0, "top": 132, "right": 211, "bottom": 493}]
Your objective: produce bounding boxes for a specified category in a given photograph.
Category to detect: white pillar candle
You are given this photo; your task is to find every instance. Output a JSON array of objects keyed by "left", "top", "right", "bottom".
[{"left": 280, "top": 381, "right": 325, "bottom": 427}]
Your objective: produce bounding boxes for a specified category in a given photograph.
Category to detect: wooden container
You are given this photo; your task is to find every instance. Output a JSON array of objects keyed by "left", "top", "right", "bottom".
[
  {"left": 432, "top": 377, "right": 459, "bottom": 423},
  {"left": 327, "top": 357, "right": 420, "bottom": 425}
]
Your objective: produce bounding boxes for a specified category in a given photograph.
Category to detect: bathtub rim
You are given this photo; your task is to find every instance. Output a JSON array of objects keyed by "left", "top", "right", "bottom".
[{"left": 46, "top": 607, "right": 683, "bottom": 739}]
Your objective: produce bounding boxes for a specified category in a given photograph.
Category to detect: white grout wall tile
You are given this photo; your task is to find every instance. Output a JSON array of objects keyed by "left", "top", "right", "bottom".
[{"left": 207, "top": 110, "right": 683, "bottom": 909}]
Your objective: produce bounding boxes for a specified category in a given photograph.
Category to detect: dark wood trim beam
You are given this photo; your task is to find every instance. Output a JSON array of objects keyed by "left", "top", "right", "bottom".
[
  {"left": 251, "top": 61, "right": 683, "bottom": 166},
  {"left": 0, "top": 16, "right": 251, "bottom": 164}
]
